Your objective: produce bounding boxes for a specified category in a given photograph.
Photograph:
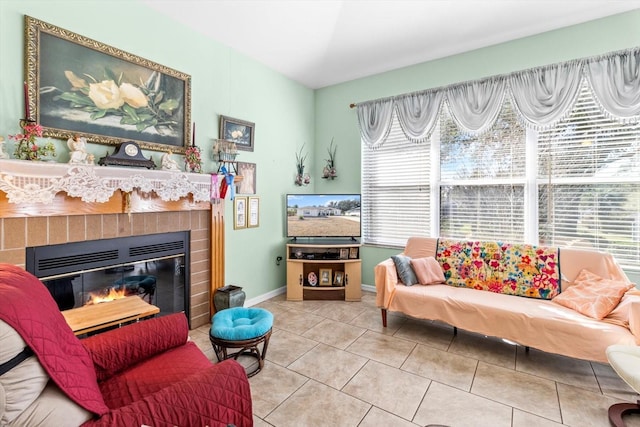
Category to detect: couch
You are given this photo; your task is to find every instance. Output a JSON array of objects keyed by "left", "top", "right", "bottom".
[
  {"left": 0, "top": 263, "right": 253, "bottom": 426},
  {"left": 375, "top": 237, "right": 640, "bottom": 363}
]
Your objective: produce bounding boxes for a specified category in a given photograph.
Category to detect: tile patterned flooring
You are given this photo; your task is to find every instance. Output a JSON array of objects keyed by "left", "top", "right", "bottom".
[{"left": 190, "top": 291, "right": 640, "bottom": 427}]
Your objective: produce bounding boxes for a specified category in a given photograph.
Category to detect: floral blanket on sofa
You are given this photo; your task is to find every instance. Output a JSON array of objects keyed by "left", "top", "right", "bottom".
[{"left": 435, "top": 239, "right": 560, "bottom": 299}]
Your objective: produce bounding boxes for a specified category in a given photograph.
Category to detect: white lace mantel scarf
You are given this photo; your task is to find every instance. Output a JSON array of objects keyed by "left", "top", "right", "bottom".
[{"left": 0, "top": 159, "right": 211, "bottom": 204}]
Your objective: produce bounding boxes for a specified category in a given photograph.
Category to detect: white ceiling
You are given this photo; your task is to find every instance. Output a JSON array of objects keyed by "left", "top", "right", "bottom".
[{"left": 142, "top": 0, "right": 640, "bottom": 89}]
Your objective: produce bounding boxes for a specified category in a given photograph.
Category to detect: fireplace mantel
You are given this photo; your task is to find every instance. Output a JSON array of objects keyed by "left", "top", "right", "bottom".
[{"left": 0, "top": 159, "right": 211, "bottom": 204}]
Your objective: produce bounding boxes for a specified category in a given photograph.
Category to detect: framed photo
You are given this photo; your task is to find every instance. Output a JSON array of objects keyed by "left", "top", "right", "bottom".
[
  {"left": 319, "top": 268, "right": 332, "bottom": 287},
  {"left": 349, "top": 247, "right": 359, "bottom": 259},
  {"left": 339, "top": 248, "right": 349, "bottom": 260},
  {"left": 248, "top": 196, "right": 260, "bottom": 228},
  {"left": 234, "top": 196, "right": 247, "bottom": 229},
  {"left": 220, "top": 115, "right": 255, "bottom": 152},
  {"left": 25, "top": 16, "right": 191, "bottom": 153},
  {"left": 237, "top": 162, "right": 256, "bottom": 194},
  {"left": 333, "top": 271, "right": 345, "bottom": 286}
]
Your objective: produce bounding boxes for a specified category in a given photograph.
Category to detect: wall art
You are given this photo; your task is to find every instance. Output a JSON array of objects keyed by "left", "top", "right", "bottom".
[{"left": 25, "top": 16, "right": 191, "bottom": 153}]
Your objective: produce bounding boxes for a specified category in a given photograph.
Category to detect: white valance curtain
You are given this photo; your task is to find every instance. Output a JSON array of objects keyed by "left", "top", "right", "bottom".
[{"left": 357, "top": 47, "right": 640, "bottom": 147}]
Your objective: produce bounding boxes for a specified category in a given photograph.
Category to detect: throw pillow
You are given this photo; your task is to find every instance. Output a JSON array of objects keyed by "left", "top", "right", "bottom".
[
  {"left": 391, "top": 255, "right": 418, "bottom": 286},
  {"left": 410, "top": 257, "right": 445, "bottom": 285},
  {"left": 604, "top": 288, "right": 640, "bottom": 328},
  {"left": 552, "top": 269, "right": 634, "bottom": 320}
]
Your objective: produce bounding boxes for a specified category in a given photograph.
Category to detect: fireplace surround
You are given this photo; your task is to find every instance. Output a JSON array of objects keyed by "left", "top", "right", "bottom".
[
  {"left": 26, "top": 231, "right": 190, "bottom": 325},
  {"left": 0, "top": 159, "right": 226, "bottom": 329}
]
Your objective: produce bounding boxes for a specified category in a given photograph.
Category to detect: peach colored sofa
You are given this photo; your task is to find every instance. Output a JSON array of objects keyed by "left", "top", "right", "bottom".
[{"left": 375, "top": 237, "right": 640, "bottom": 363}]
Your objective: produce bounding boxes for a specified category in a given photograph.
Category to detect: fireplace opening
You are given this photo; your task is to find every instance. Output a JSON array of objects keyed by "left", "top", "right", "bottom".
[{"left": 25, "top": 231, "right": 190, "bottom": 327}]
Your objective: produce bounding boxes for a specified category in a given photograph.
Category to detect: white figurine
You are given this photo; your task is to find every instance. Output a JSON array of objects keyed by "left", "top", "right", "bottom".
[
  {"left": 67, "top": 134, "right": 89, "bottom": 164},
  {"left": 0, "top": 137, "right": 8, "bottom": 159},
  {"left": 161, "top": 150, "right": 180, "bottom": 171}
]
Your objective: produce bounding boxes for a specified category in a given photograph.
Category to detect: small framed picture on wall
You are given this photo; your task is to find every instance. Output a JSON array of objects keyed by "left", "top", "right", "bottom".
[
  {"left": 234, "top": 196, "right": 247, "bottom": 229},
  {"left": 248, "top": 196, "right": 260, "bottom": 228}
]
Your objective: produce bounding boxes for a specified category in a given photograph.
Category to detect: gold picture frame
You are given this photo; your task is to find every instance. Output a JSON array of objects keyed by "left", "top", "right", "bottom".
[
  {"left": 349, "top": 247, "right": 359, "bottom": 259},
  {"left": 25, "top": 16, "right": 191, "bottom": 153},
  {"left": 333, "top": 271, "right": 345, "bottom": 286},
  {"left": 319, "top": 268, "right": 332, "bottom": 286},
  {"left": 219, "top": 115, "right": 255, "bottom": 152},
  {"left": 248, "top": 196, "right": 260, "bottom": 228},
  {"left": 339, "top": 248, "right": 349, "bottom": 259},
  {"left": 234, "top": 196, "right": 247, "bottom": 229},
  {"left": 237, "top": 162, "right": 257, "bottom": 194}
]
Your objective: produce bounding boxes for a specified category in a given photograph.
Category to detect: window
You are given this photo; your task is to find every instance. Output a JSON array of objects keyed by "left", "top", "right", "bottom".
[
  {"left": 362, "top": 113, "right": 430, "bottom": 247},
  {"left": 439, "top": 102, "right": 526, "bottom": 241},
  {"left": 362, "top": 83, "right": 640, "bottom": 269},
  {"left": 538, "top": 81, "right": 640, "bottom": 266}
]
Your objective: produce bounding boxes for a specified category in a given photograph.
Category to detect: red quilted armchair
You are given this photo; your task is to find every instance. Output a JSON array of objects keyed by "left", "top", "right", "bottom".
[{"left": 0, "top": 263, "right": 253, "bottom": 426}]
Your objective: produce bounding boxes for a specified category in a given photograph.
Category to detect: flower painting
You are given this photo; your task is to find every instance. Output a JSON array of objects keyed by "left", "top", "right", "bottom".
[
  {"left": 26, "top": 16, "right": 191, "bottom": 153},
  {"left": 219, "top": 115, "right": 255, "bottom": 152}
]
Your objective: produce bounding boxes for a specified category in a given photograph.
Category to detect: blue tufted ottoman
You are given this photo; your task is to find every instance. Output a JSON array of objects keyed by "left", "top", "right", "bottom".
[{"left": 209, "top": 307, "right": 273, "bottom": 377}]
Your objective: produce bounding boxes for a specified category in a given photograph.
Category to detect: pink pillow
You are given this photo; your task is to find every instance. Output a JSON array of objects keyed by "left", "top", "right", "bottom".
[
  {"left": 604, "top": 288, "right": 640, "bottom": 327},
  {"left": 552, "top": 269, "right": 634, "bottom": 320},
  {"left": 410, "top": 256, "right": 445, "bottom": 285}
]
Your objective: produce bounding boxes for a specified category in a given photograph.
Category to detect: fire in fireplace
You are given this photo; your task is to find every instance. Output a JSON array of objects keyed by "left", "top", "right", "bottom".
[{"left": 25, "top": 231, "right": 190, "bottom": 327}]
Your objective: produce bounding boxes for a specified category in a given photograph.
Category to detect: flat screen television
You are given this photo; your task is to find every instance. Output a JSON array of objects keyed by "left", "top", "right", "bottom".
[{"left": 286, "top": 194, "right": 361, "bottom": 240}]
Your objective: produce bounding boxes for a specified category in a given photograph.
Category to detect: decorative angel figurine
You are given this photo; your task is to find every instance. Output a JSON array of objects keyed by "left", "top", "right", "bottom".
[
  {"left": 161, "top": 150, "right": 181, "bottom": 171},
  {"left": 67, "top": 134, "right": 89, "bottom": 164}
]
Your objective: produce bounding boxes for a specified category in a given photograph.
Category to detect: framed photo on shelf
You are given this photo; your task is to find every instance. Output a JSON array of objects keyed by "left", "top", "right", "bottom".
[
  {"left": 339, "top": 248, "right": 349, "bottom": 260},
  {"left": 219, "top": 115, "right": 255, "bottom": 152},
  {"left": 333, "top": 271, "right": 344, "bottom": 286},
  {"left": 234, "top": 196, "right": 247, "bottom": 229},
  {"left": 25, "top": 16, "right": 191, "bottom": 153},
  {"left": 237, "top": 162, "right": 256, "bottom": 194},
  {"left": 349, "top": 247, "right": 359, "bottom": 259},
  {"left": 248, "top": 196, "right": 260, "bottom": 228},
  {"left": 319, "top": 268, "right": 332, "bottom": 286}
]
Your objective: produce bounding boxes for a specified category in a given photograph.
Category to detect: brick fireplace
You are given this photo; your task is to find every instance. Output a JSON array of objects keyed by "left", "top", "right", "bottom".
[
  {"left": 0, "top": 161, "right": 225, "bottom": 330},
  {"left": 0, "top": 209, "right": 213, "bottom": 328}
]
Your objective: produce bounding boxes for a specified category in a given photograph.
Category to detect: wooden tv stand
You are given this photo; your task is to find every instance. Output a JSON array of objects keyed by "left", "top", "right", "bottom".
[{"left": 286, "top": 241, "right": 361, "bottom": 301}]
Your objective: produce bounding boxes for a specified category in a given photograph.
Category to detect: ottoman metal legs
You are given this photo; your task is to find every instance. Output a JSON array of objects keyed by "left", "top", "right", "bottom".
[{"left": 210, "top": 328, "right": 272, "bottom": 377}]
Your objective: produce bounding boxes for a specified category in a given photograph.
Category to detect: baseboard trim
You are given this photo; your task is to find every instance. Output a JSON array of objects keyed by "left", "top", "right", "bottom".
[
  {"left": 361, "top": 284, "right": 376, "bottom": 293},
  {"left": 246, "top": 284, "right": 375, "bottom": 307},
  {"left": 245, "top": 286, "right": 286, "bottom": 307}
]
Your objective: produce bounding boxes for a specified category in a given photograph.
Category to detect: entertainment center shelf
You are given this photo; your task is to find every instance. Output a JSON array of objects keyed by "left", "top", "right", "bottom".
[{"left": 286, "top": 241, "right": 361, "bottom": 301}]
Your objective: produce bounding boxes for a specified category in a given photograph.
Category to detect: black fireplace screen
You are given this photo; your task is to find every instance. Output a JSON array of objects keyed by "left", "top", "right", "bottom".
[{"left": 25, "top": 231, "right": 190, "bottom": 325}]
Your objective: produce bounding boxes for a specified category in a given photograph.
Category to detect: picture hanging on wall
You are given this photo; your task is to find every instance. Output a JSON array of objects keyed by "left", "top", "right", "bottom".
[
  {"left": 25, "top": 16, "right": 192, "bottom": 153},
  {"left": 234, "top": 196, "right": 247, "bottom": 229},
  {"left": 219, "top": 115, "right": 255, "bottom": 152},
  {"left": 236, "top": 162, "right": 256, "bottom": 194},
  {"left": 248, "top": 196, "right": 260, "bottom": 228}
]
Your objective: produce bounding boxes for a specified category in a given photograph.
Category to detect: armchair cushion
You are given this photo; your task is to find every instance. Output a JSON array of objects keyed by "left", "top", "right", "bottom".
[
  {"left": 0, "top": 320, "right": 48, "bottom": 425},
  {"left": 98, "top": 341, "right": 212, "bottom": 409},
  {"left": 0, "top": 264, "right": 108, "bottom": 416},
  {"left": 81, "top": 313, "right": 190, "bottom": 382},
  {"left": 82, "top": 360, "right": 252, "bottom": 427}
]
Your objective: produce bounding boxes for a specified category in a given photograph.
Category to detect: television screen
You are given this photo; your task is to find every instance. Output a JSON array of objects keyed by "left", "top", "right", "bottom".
[{"left": 286, "top": 194, "right": 361, "bottom": 239}]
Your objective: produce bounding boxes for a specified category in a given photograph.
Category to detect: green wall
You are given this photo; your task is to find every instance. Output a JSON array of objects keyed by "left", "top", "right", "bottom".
[
  {"left": 1, "top": 3, "right": 638, "bottom": 296},
  {"left": 0, "top": 0, "right": 315, "bottom": 300},
  {"left": 314, "top": 10, "right": 640, "bottom": 286}
]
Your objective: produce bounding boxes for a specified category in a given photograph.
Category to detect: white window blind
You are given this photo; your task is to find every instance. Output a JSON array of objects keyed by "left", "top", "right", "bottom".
[
  {"left": 538, "top": 81, "right": 640, "bottom": 266},
  {"left": 362, "top": 112, "right": 430, "bottom": 247},
  {"left": 361, "top": 82, "right": 640, "bottom": 268},
  {"left": 439, "top": 103, "right": 526, "bottom": 241}
]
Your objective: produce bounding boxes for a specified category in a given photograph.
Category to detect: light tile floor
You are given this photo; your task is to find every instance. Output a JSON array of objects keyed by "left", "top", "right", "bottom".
[{"left": 190, "top": 291, "right": 640, "bottom": 427}]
